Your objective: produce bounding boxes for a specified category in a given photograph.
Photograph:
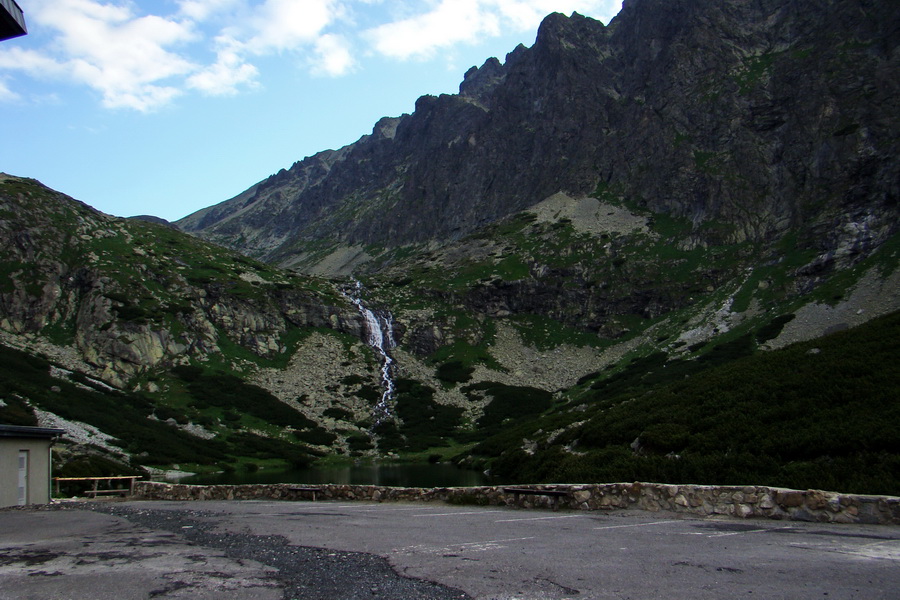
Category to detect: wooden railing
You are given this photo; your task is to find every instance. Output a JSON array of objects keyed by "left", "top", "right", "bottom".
[{"left": 53, "top": 476, "right": 141, "bottom": 497}]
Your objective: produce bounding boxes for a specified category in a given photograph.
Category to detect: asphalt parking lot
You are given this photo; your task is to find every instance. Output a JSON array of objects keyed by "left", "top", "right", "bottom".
[{"left": 2, "top": 499, "right": 899, "bottom": 599}]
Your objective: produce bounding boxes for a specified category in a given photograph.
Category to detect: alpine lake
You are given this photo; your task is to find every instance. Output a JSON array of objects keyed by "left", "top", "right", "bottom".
[{"left": 181, "top": 462, "right": 488, "bottom": 488}]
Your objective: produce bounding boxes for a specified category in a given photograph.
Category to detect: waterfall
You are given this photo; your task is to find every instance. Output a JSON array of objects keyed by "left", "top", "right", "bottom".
[{"left": 345, "top": 281, "right": 395, "bottom": 425}]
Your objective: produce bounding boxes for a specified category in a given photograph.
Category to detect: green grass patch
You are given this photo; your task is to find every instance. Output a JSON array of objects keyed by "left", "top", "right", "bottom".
[
  {"left": 509, "top": 314, "right": 607, "bottom": 351},
  {"left": 428, "top": 337, "right": 503, "bottom": 374}
]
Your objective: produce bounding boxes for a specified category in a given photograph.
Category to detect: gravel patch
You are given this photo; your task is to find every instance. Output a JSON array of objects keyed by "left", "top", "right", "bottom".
[
  {"left": 33, "top": 408, "right": 122, "bottom": 453},
  {"left": 768, "top": 266, "right": 900, "bottom": 350},
  {"left": 527, "top": 192, "right": 650, "bottom": 237},
  {"left": 70, "top": 503, "right": 471, "bottom": 600}
]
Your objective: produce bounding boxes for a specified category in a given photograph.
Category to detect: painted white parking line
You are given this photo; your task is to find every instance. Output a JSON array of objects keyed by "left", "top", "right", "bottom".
[
  {"left": 414, "top": 511, "right": 492, "bottom": 517},
  {"left": 849, "top": 540, "right": 900, "bottom": 560},
  {"left": 280, "top": 503, "right": 358, "bottom": 509},
  {"left": 286, "top": 504, "right": 448, "bottom": 511},
  {"left": 272, "top": 505, "right": 492, "bottom": 516},
  {"left": 454, "top": 537, "right": 538, "bottom": 547},
  {"left": 496, "top": 514, "right": 585, "bottom": 523},
  {"left": 396, "top": 536, "right": 537, "bottom": 555},
  {"left": 278, "top": 504, "right": 505, "bottom": 515},
  {"left": 339, "top": 506, "right": 447, "bottom": 512},
  {"left": 326, "top": 504, "right": 408, "bottom": 509},
  {"left": 706, "top": 526, "right": 795, "bottom": 538},
  {"left": 593, "top": 520, "right": 673, "bottom": 531},
  {"left": 707, "top": 528, "right": 770, "bottom": 538}
]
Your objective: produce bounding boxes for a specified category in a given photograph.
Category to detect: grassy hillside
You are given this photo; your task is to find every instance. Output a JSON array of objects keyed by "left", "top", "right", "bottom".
[
  {"left": 0, "top": 175, "right": 376, "bottom": 476},
  {"left": 2, "top": 174, "right": 898, "bottom": 491},
  {"left": 0, "top": 343, "right": 325, "bottom": 477},
  {"left": 457, "top": 311, "right": 900, "bottom": 495}
]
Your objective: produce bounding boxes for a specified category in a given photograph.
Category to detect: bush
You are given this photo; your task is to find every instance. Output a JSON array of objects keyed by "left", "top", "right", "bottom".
[
  {"left": 446, "top": 493, "right": 490, "bottom": 506},
  {"left": 0, "top": 345, "right": 229, "bottom": 467},
  {"left": 468, "top": 383, "right": 553, "bottom": 431},
  {"left": 0, "top": 394, "right": 37, "bottom": 426},
  {"left": 756, "top": 314, "right": 795, "bottom": 343},
  {"left": 640, "top": 423, "right": 691, "bottom": 453},
  {"left": 373, "top": 420, "right": 403, "bottom": 452},
  {"left": 171, "top": 364, "right": 204, "bottom": 382},
  {"left": 473, "top": 311, "right": 900, "bottom": 495},
  {"left": 356, "top": 385, "right": 382, "bottom": 404},
  {"left": 293, "top": 427, "right": 338, "bottom": 446},
  {"left": 173, "top": 368, "right": 318, "bottom": 430},
  {"left": 347, "top": 434, "right": 374, "bottom": 451},
  {"left": 393, "top": 378, "right": 463, "bottom": 450},
  {"left": 324, "top": 407, "right": 354, "bottom": 421},
  {"left": 436, "top": 360, "right": 475, "bottom": 385},
  {"left": 229, "top": 432, "right": 313, "bottom": 462}
]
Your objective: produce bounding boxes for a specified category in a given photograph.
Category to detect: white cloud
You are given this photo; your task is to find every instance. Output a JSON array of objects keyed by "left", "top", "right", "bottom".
[
  {"left": 366, "top": 0, "right": 496, "bottom": 61},
  {"left": 364, "top": 0, "right": 622, "bottom": 61},
  {"left": 97, "top": 83, "right": 183, "bottom": 112},
  {"left": 0, "top": 0, "right": 353, "bottom": 110},
  {"left": 492, "top": 0, "right": 620, "bottom": 29},
  {"left": 0, "top": 47, "right": 67, "bottom": 76},
  {"left": 246, "top": 0, "right": 342, "bottom": 54},
  {"left": 9, "top": 0, "right": 198, "bottom": 110},
  {"left": 0, "top": 0, "right": 622, "bottom": 111},
  {"left": 0, "top": 79, "right": 20, "bottom": 102},
  {"left": 178, "top": 0, "right": 240, "bottom": 21},
  {"left": 492, "top": 0, "right": 561, "bottom": 30},
  {"left": 186, "top": 34, "right": 259, "bottom": 95},
  {"left": 310, "top": 33, "right": 356, "bottom": 76}
]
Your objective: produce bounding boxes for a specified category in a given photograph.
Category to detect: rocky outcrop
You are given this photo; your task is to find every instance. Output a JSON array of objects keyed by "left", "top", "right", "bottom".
[
  {"left": 0, "top": 175, "right": 361, "bottom": 387},
  {"left": 179, "top": 0, "right": 898, "bottom": 277}
]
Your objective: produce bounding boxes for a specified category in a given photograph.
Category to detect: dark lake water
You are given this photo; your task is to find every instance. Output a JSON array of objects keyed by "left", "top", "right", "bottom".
[{"left": 181, "top": 462, "right": 488, "bottom": 488}]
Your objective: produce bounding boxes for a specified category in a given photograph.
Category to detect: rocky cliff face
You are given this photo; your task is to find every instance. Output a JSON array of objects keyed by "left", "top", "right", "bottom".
[
  {"left": 0, "top": 176, "right": 442, "bottom": 468},
  {"left": 0, "top": 175, "right": 361, "bottom": 387},
  {"left": 178, "top": 0, "right": 898, "bottom": 276}
]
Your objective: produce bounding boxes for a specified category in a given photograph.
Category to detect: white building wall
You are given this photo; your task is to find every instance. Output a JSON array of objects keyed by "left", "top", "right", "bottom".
[{"left": 0, "top": 437, "right": 53, "bottom": 508}]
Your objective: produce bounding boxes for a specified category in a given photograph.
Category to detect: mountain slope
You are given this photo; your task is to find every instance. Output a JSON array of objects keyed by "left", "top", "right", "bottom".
[
  {"left": 0, "top": 174, "right": 397, "bottom": 475},
  {"left": 0, "top": 174, "right": 359, "bottom": 387},
  {"left": 455, "top": 309, "right": 900, "bottom": 496},
  {"left": 1, "top": 170, "right": 898, "bottom": 490},
  {"left": 2, "top": 0, "right": 899, "bottom": 492},
  {"left": 178, "top": 0, "right": 899, "bottom": 278}
]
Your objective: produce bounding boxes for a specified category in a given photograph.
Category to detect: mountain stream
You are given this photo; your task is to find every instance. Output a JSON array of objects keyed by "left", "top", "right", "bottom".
[{"left": 345, "top": 281, "right": 396, "bottom": 426}]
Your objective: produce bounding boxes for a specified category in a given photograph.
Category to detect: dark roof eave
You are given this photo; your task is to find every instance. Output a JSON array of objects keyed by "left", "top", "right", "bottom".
[
  {"left": 0, "top": 425, "right": 66, "bottom": 439},
  {"left": 0, "top": 0, "right": 27, "bottom": 42}
]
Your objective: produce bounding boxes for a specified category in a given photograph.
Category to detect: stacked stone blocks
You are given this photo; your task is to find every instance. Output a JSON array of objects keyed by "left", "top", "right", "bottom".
[{"left": 133, "top": 481, "right": 900, "bottom": 525}]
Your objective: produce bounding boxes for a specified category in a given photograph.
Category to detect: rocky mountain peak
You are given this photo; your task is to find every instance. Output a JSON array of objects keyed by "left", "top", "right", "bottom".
[
  {"left": 177, "top": 1, "right": 898, "bottom": 277},
  {"left": 534, "top": 11, "right": 606, "bottom": 51},
  {"left": 459, "top": 57, "right": 505, "bottom": 104}
]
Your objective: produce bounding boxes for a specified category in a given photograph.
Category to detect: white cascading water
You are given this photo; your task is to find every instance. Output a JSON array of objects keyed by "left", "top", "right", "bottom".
[{"left": 345, "top": 281, "right": 395, "bottom": 425}]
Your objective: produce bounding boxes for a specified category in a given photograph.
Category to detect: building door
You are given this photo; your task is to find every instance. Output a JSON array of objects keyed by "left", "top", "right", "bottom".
[{"left": 17, "top": 450, "right": 29, "bottom": 506}]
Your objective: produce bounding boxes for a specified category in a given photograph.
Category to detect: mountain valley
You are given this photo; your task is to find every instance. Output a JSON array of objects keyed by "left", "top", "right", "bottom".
[{"left": 1, "top": 0, "right": 898, "bottom": 494}]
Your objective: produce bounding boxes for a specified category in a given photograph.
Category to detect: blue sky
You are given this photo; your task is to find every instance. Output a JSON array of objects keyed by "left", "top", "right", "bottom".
[{"left": 0, "top": 0, "right": 622, "bottom": 222}]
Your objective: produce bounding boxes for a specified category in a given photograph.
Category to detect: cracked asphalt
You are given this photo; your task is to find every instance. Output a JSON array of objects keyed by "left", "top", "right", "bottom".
[{"left": 2, "top": 499, "right": 899, "bottom": 599}]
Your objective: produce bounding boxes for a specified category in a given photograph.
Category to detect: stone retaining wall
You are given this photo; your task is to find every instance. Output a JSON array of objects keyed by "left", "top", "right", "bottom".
[{"left": 134, "top": 481, "right": 900, "bottom": 525}]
